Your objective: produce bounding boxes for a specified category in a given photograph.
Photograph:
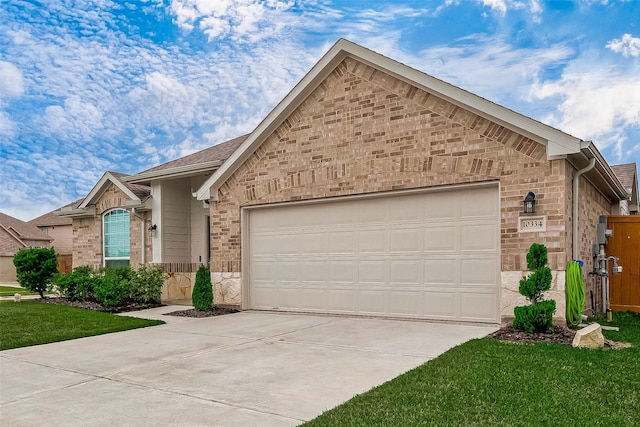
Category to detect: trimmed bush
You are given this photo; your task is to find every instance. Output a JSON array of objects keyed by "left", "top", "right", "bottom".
[
  {"left": 514, "top": 243, "right": 556, "bottom": 333},
  {"left": 513, "top": 300, "right": 556, "bottom": 333},
  {"left": 13, "top": 247, "right": 58, "bottom": 298},
  {"left": 192, "top": 265, "right": 213, "bottom": 311},
  {"left": 54, "top": 266, "right": 97, "bottom": 301},
  {"left": 130, "top": 265, "right": 165, "bottom": 304},
  {"left": 94, "top": 267, "right": 131, "bottom": 308}
]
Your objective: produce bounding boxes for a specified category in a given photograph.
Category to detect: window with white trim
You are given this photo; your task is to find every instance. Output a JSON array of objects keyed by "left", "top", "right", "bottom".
[{"left": 103, "top": 209, "right": 130, "bottom": 267}]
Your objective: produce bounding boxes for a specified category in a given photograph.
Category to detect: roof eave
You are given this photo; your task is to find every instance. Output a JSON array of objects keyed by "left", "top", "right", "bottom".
[
  {"left": 124, "top": 161, "right": 223, "bottom": 185},
  {"left": 56, "top": 205, "right": 97, "bottom": 218}
]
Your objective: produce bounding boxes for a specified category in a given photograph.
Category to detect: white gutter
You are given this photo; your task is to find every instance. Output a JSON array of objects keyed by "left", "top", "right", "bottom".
[{"left": 572, "top": 157, "right": 596, "bottom": 260}]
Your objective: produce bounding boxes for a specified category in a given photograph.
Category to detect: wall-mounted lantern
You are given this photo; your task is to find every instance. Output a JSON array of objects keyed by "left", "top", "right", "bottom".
[
  {"left": 523, "top": 192, "right": 536, "bottom": 214},
  {"left": 148, "top": 224, "right": 157, "bottom": 236}
]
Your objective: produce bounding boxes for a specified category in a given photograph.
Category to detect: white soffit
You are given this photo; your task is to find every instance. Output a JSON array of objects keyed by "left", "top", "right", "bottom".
[{"left": 196, "top": 38, "right": 583, "bottom": 201}]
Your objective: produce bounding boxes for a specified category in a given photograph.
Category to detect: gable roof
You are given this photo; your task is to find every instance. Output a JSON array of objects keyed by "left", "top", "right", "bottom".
[
  {"left": 611, "top": 163, "right": 639, "bottom": 211},
  {"left": 29, "top": 201, "right": 78, "bottom": 227},
  {"left": 196, "top": 38, "right": 615, "bottom": 201},
  {"left": 0, "top": 212, "right": 53, "bottom": 255},
  {"left": 124, "top": 135, "right": 248, "bottom": 185},
  {"left": 58, "top": 172, "right": 151, "bottom": 218}
]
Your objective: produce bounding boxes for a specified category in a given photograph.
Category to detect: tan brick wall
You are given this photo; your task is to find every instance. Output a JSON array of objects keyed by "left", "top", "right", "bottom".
[
  {"left": 574, "top": 169, "right": 613, "bottom": 314},
  {"left": 210, "top": 57, "right": 569, "bottom": 276}
]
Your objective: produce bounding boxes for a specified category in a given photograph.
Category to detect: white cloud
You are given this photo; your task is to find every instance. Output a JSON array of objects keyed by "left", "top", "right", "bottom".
[
  {"left": 169, "top": 0, "right": 295, "bottom": 41},
  {"left": 0, "top": 112, "right": 17, "bottom": 137},
  {"left": 531, "top": 66, "right": 640, "bottom": 159},
  {"left": 606, "top": 34, "right": 640, "bottom": 58},
  {"left": 44, "top": 96, "right": 104, "bottom": 141},
  {"left": 0, "top": 61, "right": 25, "bottom": 99}
]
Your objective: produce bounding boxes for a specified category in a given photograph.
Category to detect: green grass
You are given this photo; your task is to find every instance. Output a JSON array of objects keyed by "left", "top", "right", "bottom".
[
  {"left": 306, "top": 312, "right": 640, "bottom": 427},
  {"left": 0, "top": 301, "right": 164, "bottom": 350},
  {"left": 0, "top": 285, "right": 40, "bottom": 297}
]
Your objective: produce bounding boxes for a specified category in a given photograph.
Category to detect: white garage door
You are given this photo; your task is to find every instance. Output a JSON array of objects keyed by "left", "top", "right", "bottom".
[{"left": 247, "top": 186, "right": 500, "bottom": 322}]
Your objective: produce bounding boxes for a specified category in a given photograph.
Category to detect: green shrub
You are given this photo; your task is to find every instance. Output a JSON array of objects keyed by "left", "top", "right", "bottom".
[
  {"left": 53, "top": 266, "right": 97, "bottom": 301},
  {"left": 513, "top": 300, "right": 557, "bottom": 333},
  {"left": 130, "top": 265, "right": 165, "bottom": 304},
  {"left": 94, "top": 267, "right": 131, "bottom": 308},
  {"left": 192, "top": 265, "right": 213, "bottom": 311},
  {"left": 13, "top": 247, "right": 58, "bottom": 298},
  {"left": 514, "top": 243, "right": 556, "bottom": 333}
]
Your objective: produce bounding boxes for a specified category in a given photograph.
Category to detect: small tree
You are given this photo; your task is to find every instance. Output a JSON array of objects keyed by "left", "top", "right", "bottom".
[
  {"left": 13, "top": 247, "right": 58, "bottom": 298},
  {"left": 513, "top": 243, "right": 556, "bottom": 332},
  {"left": 192, "top": 265, "right": 213, "bottom": 311}
]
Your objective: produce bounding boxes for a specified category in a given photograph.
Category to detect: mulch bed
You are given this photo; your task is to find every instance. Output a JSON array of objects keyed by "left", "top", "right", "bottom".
[
  {"left": 34, "top": 297, "right": 239, "bottom": 318},
  {"left": 35, "top": 297, "right": 163, "bottom": 313},
  {"left": 164, "top": 307, "right": 240, "bottom": 317},
  {"left": 490, "top": 325, "right": 577, "bottom": 346}
]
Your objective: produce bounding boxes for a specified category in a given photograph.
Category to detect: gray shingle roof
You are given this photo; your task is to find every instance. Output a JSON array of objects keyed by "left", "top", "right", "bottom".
[
  {"left": 109, "top": 172, "right": 151, "bottom": 200},
  {"left": 0, "top": 212, "right": 53, "bottom": 243},
  {"left": 29, "top": 201, "right": 78, "bottom": 226},
  {"left": 611, "top": 163, "right": 637, "bottom": 191},
  {"left": 134, "top": 134, "right": 247, "bottom": 176}
]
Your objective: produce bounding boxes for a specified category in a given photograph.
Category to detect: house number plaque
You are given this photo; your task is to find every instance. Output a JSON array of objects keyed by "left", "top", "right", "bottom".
[{"left": 518, "top": 216, "right": 546, "bottom": 233}]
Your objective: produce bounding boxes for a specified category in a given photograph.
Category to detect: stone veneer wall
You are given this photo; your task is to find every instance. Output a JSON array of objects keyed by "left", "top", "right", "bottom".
[{"left": 209, "top": 57, "right": 573, "bottom": 315}]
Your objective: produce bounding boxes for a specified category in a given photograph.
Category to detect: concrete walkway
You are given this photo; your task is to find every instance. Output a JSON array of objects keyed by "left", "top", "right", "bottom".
[{"left": 1, "top": 308, "right": 497, "bottom": 426}]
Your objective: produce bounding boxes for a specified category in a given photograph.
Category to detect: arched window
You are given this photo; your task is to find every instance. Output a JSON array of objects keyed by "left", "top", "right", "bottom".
[{"left": 103, "top": 209, "right": 130, "bottom": 267}]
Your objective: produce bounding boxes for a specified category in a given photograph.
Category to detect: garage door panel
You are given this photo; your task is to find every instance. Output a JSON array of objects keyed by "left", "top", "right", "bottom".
[
  {"left": 300, "top": 260, "right": 329, "bottom": 281},
  {"left": 358, "top": 290, "right": 387, "bottom": 314},
  {"left": 390, "top": 228, "right": 422, "bottom": 252},
  {"left": 330, "top": 260, "right": 358, "bottom": 282},
  {"left": 249, "top": 186, "right": 499, "bottom": 322},
  {"left": 423, "top": 291, "right": 457, "bottom": 317},
  {"left": 460, "top": 188, "right": 498, "bottom": 217},
  {"left": 424, "top": 226, "right": 457, "bottom": 251},
  {"left": 358, "top": 260, "right": 387, "bottom": 282},
  {"left": 460, "top": 291, "right": 498, "bottom": 320},
  {"left": 423, "top": 259, "right": 457, "bottom": 283},
  {"left": 330, "top": 231, "right": 356, "bottom": 252},
  {"left": 329, "top": 289, "right": 358, "bottom": 311},
  {"left": 460, "top": 224, "right": 498, "bottom": 251},
  {"left": 390, "top": 260, "right": 422, "bottom": 283},
  {"left": 358, "top": 230, "right": 387, "bottom": 252},
  {"left": 299, "top": 232, "right": 329, "bottom": 253},
  {"left": 460, "top": 258, "right": 498, "bottom": 285},
  {"left": 389, "top": 291, "right": 422, "bottom": 316}
]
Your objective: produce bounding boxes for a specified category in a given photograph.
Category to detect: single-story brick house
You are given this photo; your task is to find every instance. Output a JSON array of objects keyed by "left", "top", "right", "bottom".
[
  {"left": 60, "top": 39, "right": 638, "bottom": 323},
  {"left": 0, "top": 212, "right": 53, "bottom": 283}
]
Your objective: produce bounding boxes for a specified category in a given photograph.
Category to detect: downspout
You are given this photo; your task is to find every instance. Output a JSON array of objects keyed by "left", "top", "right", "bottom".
[{"left": 572, "top": 157, "right": 596, "bottom": 260}]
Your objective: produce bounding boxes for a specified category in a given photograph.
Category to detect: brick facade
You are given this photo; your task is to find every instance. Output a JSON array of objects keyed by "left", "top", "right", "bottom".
[
  {"left": 72, "top": 183, "right": 152, "bottom": 268},
  {"left": 209, "top": 57, "right": 583, "bottom": 314}
]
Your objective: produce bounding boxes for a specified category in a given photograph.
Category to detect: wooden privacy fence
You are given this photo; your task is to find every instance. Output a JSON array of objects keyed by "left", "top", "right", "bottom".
[{"left": 606, "top": 216, "right": 640, "bottom": 313}]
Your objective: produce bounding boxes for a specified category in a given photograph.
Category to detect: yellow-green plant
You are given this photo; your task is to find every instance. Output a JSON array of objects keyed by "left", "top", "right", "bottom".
[{"left": 565, "top": 261, "right": 586, "bottom": 328}]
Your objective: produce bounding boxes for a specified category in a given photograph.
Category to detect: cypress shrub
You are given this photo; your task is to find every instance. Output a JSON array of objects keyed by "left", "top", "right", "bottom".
[{"left": 192, "top": 265, "right": 213, "bottom": 311}]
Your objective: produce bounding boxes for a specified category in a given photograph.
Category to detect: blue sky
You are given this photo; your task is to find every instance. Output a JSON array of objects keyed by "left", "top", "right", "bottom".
[{"left": 1, "top": 0, "right": 639, "bottom": 221}]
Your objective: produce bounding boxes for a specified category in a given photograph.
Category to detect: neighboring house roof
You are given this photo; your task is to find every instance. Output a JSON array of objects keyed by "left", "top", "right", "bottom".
[
  {"left": 0, "top": 212, "right": 53, "bottom": 256},
  {"left": 58, "top": 171, "right": 151, "bottom": 218},
  {"left": 124, "top": 135, "right": 248, "bottom": 185},
  {"left": 195, "top": 38, "right": 627, "bottom": 202},
  {"left": 29, "top": 201, "right": 77, "bottom": 227},
  {"left": 611, "top": 163, "right": 639, "bottom": 212}
]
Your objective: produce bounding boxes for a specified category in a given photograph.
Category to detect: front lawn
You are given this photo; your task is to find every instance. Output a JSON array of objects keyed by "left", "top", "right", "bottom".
[
  {"left": 306, "top": 312, "right": 640, "bottom": 426},
  {"left": 0, "top": 285, "right": 40, "bottom": 297},
  {"left": 0, "top": 300, "right": 164, "bottom": 350}
]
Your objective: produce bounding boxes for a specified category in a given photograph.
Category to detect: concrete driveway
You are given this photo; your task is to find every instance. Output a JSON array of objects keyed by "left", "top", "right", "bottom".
[{"left": 1, "top": 308, "right": 497, "bottom": 426}]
